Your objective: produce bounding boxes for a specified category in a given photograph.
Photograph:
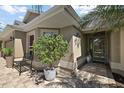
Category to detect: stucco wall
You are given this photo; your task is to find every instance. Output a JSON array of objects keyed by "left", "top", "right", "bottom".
[
  {"left": 59, "top": 26, "right": 84, "bottom": 70},
  {"left": 60, "top": 26, "right": 81, "bottom": 62},
  {"left": 26, "top": 26, "right": 84, "bottom": 70},
  {"left": 110, "top": 31, "right": 120, "bottom": 63},
  {"left": 26, "top": 28, "right": 59, "bottom": 61},
  {"left": 15, "top": 31, "right": 26, "bottom": 54},
  {"left": 110, "top": 30, "right": 124, "bottom": 76},
  {"left": 121, "top": 30, "right": 124, "bottom": 66},
  {"left": 4, "top": 32, "right": 14, "bottom": 48},
  {"left": 5, "top": 40, "right": 13, "bottom": 48}
]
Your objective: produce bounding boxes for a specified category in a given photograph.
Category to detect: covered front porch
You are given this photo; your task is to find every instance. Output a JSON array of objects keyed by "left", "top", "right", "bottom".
[{"left": 84, "top": 31, "right": 110, "bottom": 64}]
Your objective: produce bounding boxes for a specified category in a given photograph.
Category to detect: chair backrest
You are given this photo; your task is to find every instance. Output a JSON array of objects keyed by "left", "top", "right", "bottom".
[{"left": 14, "top": 39, "right": 24, "bottom": 59}]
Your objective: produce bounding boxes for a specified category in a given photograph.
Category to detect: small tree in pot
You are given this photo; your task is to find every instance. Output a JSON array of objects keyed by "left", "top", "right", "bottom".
[
  {"left": 33, "top": 35, "right": 69, "bottom": 81},
  {"left": 2, "top": 48, "right": 13, "bottom": 68}
]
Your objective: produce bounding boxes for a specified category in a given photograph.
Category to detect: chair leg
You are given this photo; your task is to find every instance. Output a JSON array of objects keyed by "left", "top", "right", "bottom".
[
  {"left": 19, "top": 61, "right": 21, "bottom": 76},
  {"left": 12, "top": 61, "right": 14, "bottom": 69},
  {"left": 30, "top": 60, "right": 33, "bottom": 75}
]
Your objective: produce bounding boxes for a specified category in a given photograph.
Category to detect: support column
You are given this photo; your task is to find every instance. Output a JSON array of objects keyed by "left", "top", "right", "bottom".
[
  {"left": 120, "top": 30, "right": 124, "bottom": 65},
  {"left": 2, "top": 41, "right": 5, "bottom": 48}
]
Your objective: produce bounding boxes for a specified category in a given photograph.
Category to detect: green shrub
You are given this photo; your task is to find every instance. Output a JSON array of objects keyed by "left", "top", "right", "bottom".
[
  {"left": 2, "top": 48, "right": 13, "bottom": 57},
  {"left": 33, "top": 35, "right": 69, "bottom": 67}
]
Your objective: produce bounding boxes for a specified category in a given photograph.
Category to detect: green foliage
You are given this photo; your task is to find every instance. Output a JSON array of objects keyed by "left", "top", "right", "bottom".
[
  {"left": 2, "top": 48, "right": 13, "bottom": 57},
  {"left": 81, "top": 5, "right": 124, "bottom": 31},
  {"left": 33, "top": 35, "right": 69, "bottom": 67}
]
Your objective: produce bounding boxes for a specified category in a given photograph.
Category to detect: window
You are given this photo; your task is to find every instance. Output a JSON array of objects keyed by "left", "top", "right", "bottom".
[
  {"left": 43, "top": 32, "right": 57, "bottom": 37},
  {"left": 30, "top": 35, "right": 34, "bottom": 47},
  {"left": 29, "top": 35, "right": 34, "bottom": 56}
]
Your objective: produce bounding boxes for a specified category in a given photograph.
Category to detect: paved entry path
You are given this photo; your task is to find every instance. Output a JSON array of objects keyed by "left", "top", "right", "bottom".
[
  {"left": 77, "top": 63, "right": 117, "bottom": 88},
  {"left": 0, "top": 57, "right": 119, "bottom": 88}
]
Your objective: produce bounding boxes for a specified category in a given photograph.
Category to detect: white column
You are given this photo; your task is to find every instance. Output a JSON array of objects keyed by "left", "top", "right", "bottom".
[
  {"left": 2, "top": 41, "right": 5, "bottom": 48},
  {"left": 120, "top": 30, "right": 124, "bottom": 64}
]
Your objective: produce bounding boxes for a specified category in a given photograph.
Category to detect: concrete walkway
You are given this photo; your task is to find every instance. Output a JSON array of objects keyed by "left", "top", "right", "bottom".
[
  {"left": 0, "top": 57, "right": 118, "bottom": 88},
  {"left": 78, "top": 63, "right": 117, "bottom": 87}
]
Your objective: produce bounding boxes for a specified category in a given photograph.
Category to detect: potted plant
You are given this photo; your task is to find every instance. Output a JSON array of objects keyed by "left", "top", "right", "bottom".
[
  {"left": 2, "top": 48, "right": 13, "bottom": 68},
  {"left": 33, "top": 35, "right": 69, "bottom": 81}
]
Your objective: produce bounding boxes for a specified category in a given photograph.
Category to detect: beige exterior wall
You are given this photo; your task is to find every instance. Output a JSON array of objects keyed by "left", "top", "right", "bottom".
[
  {"left": 5, "top": 41, "right": 13, "bottom": 48},
  {"left": 25, "top": 26, "right": 85, "bottom": 70},
  {"left": 26, "top": 28, "right": 59, "bottom": 50},
  {"left": 26, "top": 28, "right": 59, "bottom": 61},
  {"left": 4, "top": 31, "right": 14, "bottom": 48},
  {"left": 59, "top": 26, "right": 84, "bottom": 70},
  {"left": 110, "top": 30, "right": 124, "bottom": 76},
  {"left": 26, "top": 28, "right": 59, "bottom": 49},
  {"left": 60, "top": 26, "right": 75, "bottom": 63},
  {"left": 15, "top": 31, "right": 26, "bottom": 54},
  {"left": 121, "top": 30, "right": 124, "bottom": 65},
  {"left": 110, "top": 31, "right": 120, "bottom": 63}
]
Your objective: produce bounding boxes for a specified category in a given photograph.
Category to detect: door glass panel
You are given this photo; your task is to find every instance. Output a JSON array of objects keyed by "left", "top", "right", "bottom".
[
  {"left": 93, "top": 37, "right": 105, "bottom": 60},
  {"left": 88, "top": 35, "right": 106, "bottom": 62}
]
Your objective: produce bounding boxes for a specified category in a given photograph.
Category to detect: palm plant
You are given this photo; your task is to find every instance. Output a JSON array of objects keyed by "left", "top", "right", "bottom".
[
  {"left": 2, "top": 48, "right": 13, "bottom": 57},
  {"left": 81, "top": 5, "right": 124, "bottom": 31}
]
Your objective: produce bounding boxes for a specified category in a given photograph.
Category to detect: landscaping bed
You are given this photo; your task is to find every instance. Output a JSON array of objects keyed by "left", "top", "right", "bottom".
[{"left": 113, "top": 73, "right": 124, "bottom": 84}]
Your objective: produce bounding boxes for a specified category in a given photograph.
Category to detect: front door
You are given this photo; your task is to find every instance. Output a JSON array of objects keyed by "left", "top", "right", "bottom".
[{"left": 88, "top": 33, "right": 107, "bottom": 63}]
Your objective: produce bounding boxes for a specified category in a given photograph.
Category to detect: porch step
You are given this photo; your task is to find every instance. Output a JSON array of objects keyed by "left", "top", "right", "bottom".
[{"left": 57, "top": 67, "right": 73, "bottom": 78}]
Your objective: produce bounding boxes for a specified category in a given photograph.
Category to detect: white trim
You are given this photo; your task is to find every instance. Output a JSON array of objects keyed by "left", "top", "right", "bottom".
[{"left": 110, "top": 62, "right": 124, "bottom": 71}]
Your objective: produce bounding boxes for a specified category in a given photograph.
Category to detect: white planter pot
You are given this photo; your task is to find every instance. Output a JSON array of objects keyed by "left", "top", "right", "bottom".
[
  {"left": 44, "top": 68, "right": 56, "bottom": 81},
  {"left": 87, "top": 55, "right": 92, "bottom": 63}
]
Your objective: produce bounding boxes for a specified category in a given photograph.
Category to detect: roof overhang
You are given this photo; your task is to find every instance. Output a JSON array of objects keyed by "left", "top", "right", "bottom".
[
  {"left": 0, "top": 25, "right": 15, "bottom": 40},
  {"left": 0, "top": 5, "right": 81, "bottom": 39},
  {"left": 17, "top": 5, "right": 81, "bottom": 32},
  {"left": 23, "top": 10, "right": 40, "bottom": 23},
  {"left": 82, "top": 27, "right": 111, "bottom": 34}
]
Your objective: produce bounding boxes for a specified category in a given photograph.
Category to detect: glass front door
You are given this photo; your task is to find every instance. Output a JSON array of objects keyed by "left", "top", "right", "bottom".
[{"left": 88, "top": 33, "right": 107, "bottom": 63}]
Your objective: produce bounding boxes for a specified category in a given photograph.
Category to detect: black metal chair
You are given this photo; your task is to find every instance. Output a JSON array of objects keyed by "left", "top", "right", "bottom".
[
  {"left": 13, "top": 39, "right": 33, "bottom": 76},
  {"left": 13, "top": 53, "right": 33, "bottom": 76}
]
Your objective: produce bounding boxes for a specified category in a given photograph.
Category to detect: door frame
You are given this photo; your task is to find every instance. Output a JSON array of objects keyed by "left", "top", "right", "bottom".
[
  {"left": 86, "top": 31, "right": 110, "bottom": 64},
  {"left": 29, "top": 35, "right": 34, "bottom": 56}
]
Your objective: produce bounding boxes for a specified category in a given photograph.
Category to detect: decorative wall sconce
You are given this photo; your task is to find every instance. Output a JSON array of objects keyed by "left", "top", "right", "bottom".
[{"left": 10, "top": 36, "right": 15, "bottom": 41}]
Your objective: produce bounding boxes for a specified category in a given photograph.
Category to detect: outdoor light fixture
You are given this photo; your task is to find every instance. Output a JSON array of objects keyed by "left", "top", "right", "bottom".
[{"left": 10, "top": 36, "right": 15, "bottom": 41}]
